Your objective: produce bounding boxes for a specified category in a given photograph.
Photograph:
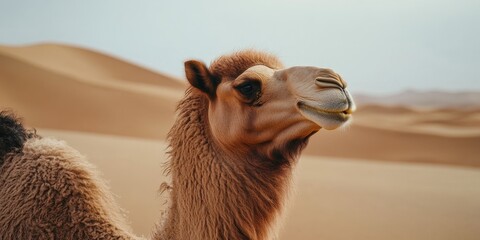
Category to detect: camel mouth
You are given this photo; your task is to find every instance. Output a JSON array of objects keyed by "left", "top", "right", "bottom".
[{"left": 297, "top": 101, "right": 352, "bottom": 130}]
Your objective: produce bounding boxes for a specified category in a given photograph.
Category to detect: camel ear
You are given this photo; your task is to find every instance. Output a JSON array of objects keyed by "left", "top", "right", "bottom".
[{"left": 184, "top": 60, "right": 218, "bottom": 98}]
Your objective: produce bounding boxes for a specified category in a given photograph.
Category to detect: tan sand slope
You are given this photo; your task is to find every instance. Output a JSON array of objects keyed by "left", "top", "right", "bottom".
[
  {"left": 304, "top": 105, "right": 480, "bottom": 167},
  {"left": 354, "top": 105, "right": 480, "bottom": 136},
  {"left": 39, "top": 129, "right": 480, "bottom": 240},
  {"left": 0, "top": 43, "right": 185, "bottom": 139},
  {"left": 306, "top": 124, "right": 480, "bottom": 168},
  {"left": 0, "top": 43, "right": 185, "bottom": 89}
]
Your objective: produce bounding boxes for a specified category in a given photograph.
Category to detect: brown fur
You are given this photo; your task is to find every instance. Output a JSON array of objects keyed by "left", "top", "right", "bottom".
[
  {"left": 209, "top": 50, "right": 284, "bottom": 80},
  {"left": 153, "top": 51, "right": 309, "bottom": 240},
  {"left": 0, "top": 137, "right": 140, "bottom": 239},
  {"left": 153, "top": 92, "right": 303, "bottom": 240}
]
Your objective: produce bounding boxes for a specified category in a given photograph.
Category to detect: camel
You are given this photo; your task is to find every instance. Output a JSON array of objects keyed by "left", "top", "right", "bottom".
[{"left": 0, "top": 50, "right": 355, "bottom": 240}]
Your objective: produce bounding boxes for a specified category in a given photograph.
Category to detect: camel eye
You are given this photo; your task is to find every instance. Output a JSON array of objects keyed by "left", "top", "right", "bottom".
[
  {"left": 235, "top": 81, "right": 261, "bottom": 99},
  {"left": 239, "top": 84, "right": 254, "bottom": 95}
]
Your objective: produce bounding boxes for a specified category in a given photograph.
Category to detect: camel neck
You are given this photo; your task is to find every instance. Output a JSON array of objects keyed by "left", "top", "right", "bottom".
[{"left": 155, "top": 92, "right": 293, "bottom": 240}]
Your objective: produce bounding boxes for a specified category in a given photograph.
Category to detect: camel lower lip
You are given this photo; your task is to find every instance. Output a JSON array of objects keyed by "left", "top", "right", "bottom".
[
  {"left": 298, "top": 102, "right": 350, "bottom": 117},
  {"left": 297, "top": 102, "right": 351, "bottom": 130}
]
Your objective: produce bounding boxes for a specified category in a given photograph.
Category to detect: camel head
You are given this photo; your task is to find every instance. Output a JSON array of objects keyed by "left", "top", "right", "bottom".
[{"left": 184, "top": 50, "right": 355, "bottom": 160}]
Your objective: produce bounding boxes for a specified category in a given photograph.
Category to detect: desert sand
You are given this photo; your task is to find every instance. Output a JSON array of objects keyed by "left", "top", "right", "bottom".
[{"left": 1, "top": 43, "right": 480, "bottom": 239}]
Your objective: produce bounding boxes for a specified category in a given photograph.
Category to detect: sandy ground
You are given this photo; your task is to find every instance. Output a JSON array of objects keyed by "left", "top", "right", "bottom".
[
  {"left": 40, "top": 129, "right": 480, "bottom": 240},
  {"left": 2, "top": 43, "right": 480, "bottom": 239}
]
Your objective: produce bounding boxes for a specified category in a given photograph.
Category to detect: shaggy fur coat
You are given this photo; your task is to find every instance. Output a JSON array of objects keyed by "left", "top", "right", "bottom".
[{"left": 0, "top": 112, "right": 140, "bottom": 239}]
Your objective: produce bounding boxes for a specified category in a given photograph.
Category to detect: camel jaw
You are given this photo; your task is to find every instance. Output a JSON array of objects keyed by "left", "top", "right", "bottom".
[{"left": 297, "top": 101, "right": 353, "bottom": 130}]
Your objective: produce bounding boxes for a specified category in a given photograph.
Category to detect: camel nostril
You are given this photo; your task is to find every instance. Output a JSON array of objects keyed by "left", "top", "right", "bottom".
[{"left": 315, "top": 77, "right": 344, "bottom": 89}]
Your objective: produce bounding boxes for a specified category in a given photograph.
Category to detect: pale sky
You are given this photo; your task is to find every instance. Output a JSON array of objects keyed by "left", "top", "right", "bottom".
[{"left": 1, "top": 0, "right": 479, "bottom": 94}]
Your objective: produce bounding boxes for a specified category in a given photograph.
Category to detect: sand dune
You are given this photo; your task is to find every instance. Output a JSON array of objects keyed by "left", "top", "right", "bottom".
[
  {"left": 355, "top": 105, "right": 480, "bottom": 134},
  {"left": 0, "top": 43, "right": 185, "bottom": 89},
  {"left": 306, "top": 105, "right": 480, "bottom": 167},
  {"left": 1, "top": 43, "right": 480, "bottom": 239},
  {"left": 0, "top": 43, "right": 184, "bottom": 138},
  {"left": 307, "top": 124, "right": 480, "bottom": 167}
]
